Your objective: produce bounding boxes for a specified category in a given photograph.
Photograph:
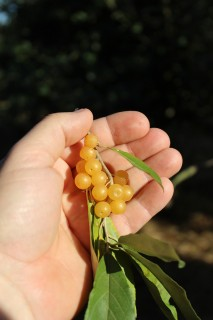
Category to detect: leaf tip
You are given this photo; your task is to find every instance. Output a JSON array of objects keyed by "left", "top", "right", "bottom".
[
  {"left": 159, "top": 180, "right": 164, "bottom": 191},
  {"left": 178, "top": 260, "right": 186, "bottom": 269}
]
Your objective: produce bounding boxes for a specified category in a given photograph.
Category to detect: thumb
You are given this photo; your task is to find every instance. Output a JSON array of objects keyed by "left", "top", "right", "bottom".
[
  {"left": 2, "top": 109, "right": 93, "bottom": 172},
  {"left": 0, "top": 109, "right": 93, "bottom": 260}
]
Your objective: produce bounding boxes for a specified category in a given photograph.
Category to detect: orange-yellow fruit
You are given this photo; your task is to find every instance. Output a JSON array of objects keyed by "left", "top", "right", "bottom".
[
  {"left": 113, "top": 170, "right": 129, "bottom": 185},
  {"left": 122, "top": 185, "right": 134, "bottom": 201},
  {"left": 80, "top": 146, "right": 96, "bottom": 161},
  {"left": 75, "top": 172, "right": 92, "bottom": 190},
  {"left": 85, "top": 159, "right": 102, "bottom": 176},
  {"left": 76, "top": 159, "right": 86, "bottom": 173},
  {"left": 84, "top": 133, "right": 99, "bottom": 148},
  {"left": 92, "top": 185, "right": 108, "bottom": 201},
  {"left": 94, "top": 201, "right": 111, "bottom": 218},
  {"left": 108, "top": 184, "right": 124, "bottom": 200},
  {"left": 110, "top": 200, "right": 126, "bottom": 214},
  {"left": 91, "top": 171, "right": 108, "bottom": 186}
]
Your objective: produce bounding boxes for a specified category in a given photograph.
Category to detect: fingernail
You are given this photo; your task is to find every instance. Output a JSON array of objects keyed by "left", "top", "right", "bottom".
[{"left": 74, "top": 108, "right": 86, "bottom": 113}]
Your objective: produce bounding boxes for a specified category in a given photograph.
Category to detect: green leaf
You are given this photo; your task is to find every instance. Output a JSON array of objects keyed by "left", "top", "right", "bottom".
[
  {"left": 104, "top": 216, "right": 119, "bottom": 244},
  {"left": 84, "top": 253, "right": 137, "bottom": 320},
  {"left": 131, "top": 254, "right": 178, "bottom": 319},
  {"left": 110, "top": 148, "right": 163, "bottom": 189},
  {"left": 87, "top": 198, "right": 99, "bottom": 249},
  {"left": 124, "top": 247, "right": 201, "bottom": 320},
  {"left": 119, "top": 232, "right": 185, "bottom": 268},
  {"left": 87, "top": 196, "right": 103, "bottom": 272},
  {"left": 113, "top": 250, "right": 137, "bottom": 317}
]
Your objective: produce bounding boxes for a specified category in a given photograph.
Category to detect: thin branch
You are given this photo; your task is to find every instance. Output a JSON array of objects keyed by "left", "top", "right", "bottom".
[{"left": 95, "top": 149, "right": 113, "bottom": 185}]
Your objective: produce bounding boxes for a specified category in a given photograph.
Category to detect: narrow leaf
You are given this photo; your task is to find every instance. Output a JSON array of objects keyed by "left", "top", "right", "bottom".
[
  {"left": 124, "top": 247, "right": 201, "bottom": 320},
  {"left": 119, "top": 233, "right": 185, "bottom": 268},
  {"left": 87, "top": 196, "right": 103, "bottom": 273},
  {"left": 110, "top": 148, "right": 163, "bottom": 189},
  {"left": 84, "top": 253, "right": 136, "bottom": 320}
]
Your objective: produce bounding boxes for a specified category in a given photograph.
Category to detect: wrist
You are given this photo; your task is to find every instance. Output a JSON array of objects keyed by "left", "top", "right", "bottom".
[{"left": 0, "top": 274, "right": 35, "bottom": 320}]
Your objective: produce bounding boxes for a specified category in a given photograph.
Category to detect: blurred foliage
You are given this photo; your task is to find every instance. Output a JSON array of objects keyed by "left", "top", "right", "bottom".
[
  {"left": 0, "top": 0, "right": 212, "bottom": 166},
  {"left": 0, "top": 1, "right": 212, "bottom": 126}
]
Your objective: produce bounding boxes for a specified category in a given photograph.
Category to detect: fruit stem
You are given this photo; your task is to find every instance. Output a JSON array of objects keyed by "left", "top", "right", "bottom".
[
  {"left": 95, "top": 150, "right": 113, "bottom": 185},
  {"left": 103, "top": 218, "right": 110, "bottom": 245}
]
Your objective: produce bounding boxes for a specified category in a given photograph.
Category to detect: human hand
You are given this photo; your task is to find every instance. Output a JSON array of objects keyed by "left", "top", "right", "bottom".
[{"left": 0, "top": 109, "right": 182, "bottom": 320}]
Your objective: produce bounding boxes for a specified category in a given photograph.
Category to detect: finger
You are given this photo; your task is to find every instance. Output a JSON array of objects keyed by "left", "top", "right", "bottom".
[
  {"left": 112, "top": 177, "right": 174, "bottom": 235},
  {"left": 91, "top": 111, "right": 150, "bottom": 146},
  {"left": 127, "top": 148, "right": 183, "bottom": 193},
  {"left": 99, "top": 128, "right": 171, "bottom": 171},
  {"left": 128, "top": 128, "right": 171, "bottom": 160},
  {"left": 60, "top": 142, "right": 84, "bottom": 169},
  {"left": 2, "top": 109, "right": 93, "bottom": 172},
  {"left": 145, "top": 148, "right": 183, "bottom": 178},
  {"left": 62, "top": 110, "right": 150, "bottom": 168},
  {"left": 53, "top": 158, "right": 76, "bottom": 192},
  {"left": 62, "top": 191, "right": 90, "bottom": 251}
]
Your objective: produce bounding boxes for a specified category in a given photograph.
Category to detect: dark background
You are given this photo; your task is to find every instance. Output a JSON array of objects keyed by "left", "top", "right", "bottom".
[{"left": 0, "top": 0, "right": 212, "bottom": 319}]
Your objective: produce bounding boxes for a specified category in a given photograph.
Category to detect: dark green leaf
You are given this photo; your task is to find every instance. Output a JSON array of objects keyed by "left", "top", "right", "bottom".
[
  {"left": 131, "top": 254, "right": 178, "bottom": 319},
  {"left": 119, "top": 233, "right": 185, "bottom": 268},
  {"left": 110, "top": 148, "right": 163, "bottom": 189},
  {"left": 84, "top": 253, "right": 137, "bottom": 320},
  {"left": 124, "top": 247, "right": 201, "bottom": 320}
]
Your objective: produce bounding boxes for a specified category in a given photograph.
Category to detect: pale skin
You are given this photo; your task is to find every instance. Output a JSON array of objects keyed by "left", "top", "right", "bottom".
[{"left": 0, "top": 109, "right": 182, "bottom": 320}]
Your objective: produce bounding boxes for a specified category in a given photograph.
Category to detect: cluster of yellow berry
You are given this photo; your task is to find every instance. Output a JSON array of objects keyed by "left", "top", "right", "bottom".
[{"left": 74, "top": 133, "right": 134, "bottom": 218}]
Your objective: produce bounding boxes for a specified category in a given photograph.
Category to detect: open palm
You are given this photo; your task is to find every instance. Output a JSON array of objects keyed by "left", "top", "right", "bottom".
[{"left": 0, "top": 109, "right": 182, "bottom": 320}]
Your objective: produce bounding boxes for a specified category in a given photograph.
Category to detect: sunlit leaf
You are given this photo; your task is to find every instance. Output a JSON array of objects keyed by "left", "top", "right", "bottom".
[
  {"left": 104, "top": 216, "right": 119, "bottom": 244},
  {"left": 124, "top": 247, "right": 201, "bottom": 320},
  {"left": 84, "top": 253, "right": 137, "bottom": 320},
  {"left": 113, "top": 250, "right": 137, "bottom": 317},
  {"left": 110, "top": 148, "right": 163, "bottom": 189},
  {"left": 87, "top": 195, "right": 103, "bottom": 273},
  {"left": 119, "top": 232, "right": 185, "bottom": 268}
]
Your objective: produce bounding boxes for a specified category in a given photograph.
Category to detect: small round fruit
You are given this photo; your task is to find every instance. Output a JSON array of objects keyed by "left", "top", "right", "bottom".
[
  {"left": 76, "top": 159, "right": 86, "bottom": 173},
  {"left": 75, "top": 172, "right": 92, "bottom": 190},
  {"left": 94, "top": 201, "right": 111, "bottom": 218},
  {"left": 84, "top": 133, "right": 99, "bottom": 148},
  {"left": 85, "top": 159, "right": 102, "bottom": 176},
  {"left": 91, "top": 171, "right": 108, "bottom": 186},
  {"left": 110, "top": 200, "right": 126, "bottom": 214},
  {"left": 80, "top": 146, "right": 96, "bottom": 161},
  {"left": 108, "top": 184, "right": 124, "bottom": 200},
  {"left": 113, "top": 170, "right": 129, "bottom": 185},
  {"left": 92, "top": 185, "right": 108, "bottom": 201},
  {"left": 122, "top": 185, "right": 134, "bottom": 201}
]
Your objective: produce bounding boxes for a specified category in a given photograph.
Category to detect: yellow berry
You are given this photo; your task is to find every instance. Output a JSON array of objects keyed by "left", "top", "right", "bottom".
[
  {"left": 76, "top": 159, "right": 86, "bottom": 173},
  {"left": 84, "top": 133, "right": 99, "bottom": 148},
  {"left": 108, "top": 184, "right": 124, "bottom": 200},
  {"left": 91, "top": 171, "right": 108, "bottom": 186},
  {"left": 110, "top": 200, "right": 126, "bottom": 214},
  {"left": 92, "top": 185, "right": 108, "bottom": 201},
  {"left": 94, "top": 201, "right": 111, "bottom": 218},
  {"left": 80, "top": 146, "right": 96, "bottom": 161},
  {"left": 75, "top": 172, "right": 92, "bottom": 190},
  {"left": 113, "top": 170, "right": 129, "bottom": 185},
  {"left": 85, "top": 159, "right": 102, "bottom": 176},
  {"left": 122, "top": 185, "right": 134, "bottom": 201}
]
